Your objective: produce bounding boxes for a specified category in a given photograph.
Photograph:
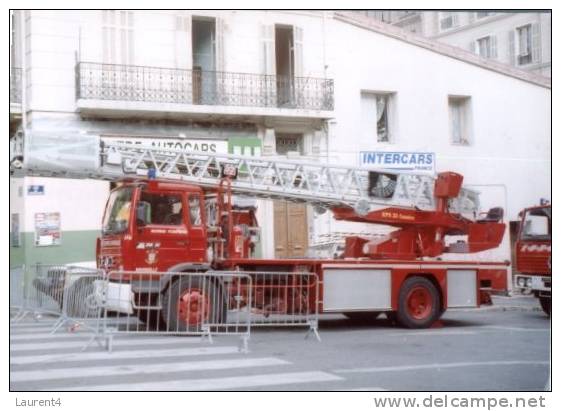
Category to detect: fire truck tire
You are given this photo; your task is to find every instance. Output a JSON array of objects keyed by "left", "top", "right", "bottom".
[
  {"left": 343, "top": 312, "right": 380, "bottom": 322},
  {"left": 397, "top": 276, "right": 441, "bottom": 329},
  {"left": 162, "top": 276, "right": 227, "bottom": 332},
  {"left": 539, "top": 297, "right": 551, "bottom": 316}
]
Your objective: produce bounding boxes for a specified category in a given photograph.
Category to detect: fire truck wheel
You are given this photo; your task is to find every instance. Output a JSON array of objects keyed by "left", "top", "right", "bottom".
[
  {"left": 397, "top": 276, "right": 441, "bottom": 329},
  {"left": 539, "top": 297, "right": 551, "bottom": 316},
  {"left": 162, "top": 276, "right": 226, "bottom": 332},
  {"left": 343, "top": 312, "right": 380, "bottom": 322}
]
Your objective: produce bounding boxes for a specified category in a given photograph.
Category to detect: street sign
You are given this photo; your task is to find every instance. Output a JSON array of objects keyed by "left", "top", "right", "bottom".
[{"left": 27, "top": 185, "right": 45, "bottom": 195}]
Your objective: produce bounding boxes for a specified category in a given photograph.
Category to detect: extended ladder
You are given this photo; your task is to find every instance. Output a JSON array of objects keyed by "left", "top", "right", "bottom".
[{"left": 10, "top": 131, "right": 480, "bottom": 218}]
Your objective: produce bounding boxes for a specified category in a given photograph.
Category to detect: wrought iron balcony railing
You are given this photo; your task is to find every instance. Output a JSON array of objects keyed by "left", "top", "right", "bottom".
[
  {"left": 10, "top": 67, "right": 22, "bottom": 105},
  {"left": 76, "top": 62, "right": 334, "bottom": 111}
]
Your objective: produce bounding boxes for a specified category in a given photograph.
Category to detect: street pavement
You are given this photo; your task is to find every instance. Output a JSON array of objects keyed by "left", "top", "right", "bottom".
[{"left": 10, "top": 295, "right": 550, "bottom": 391}]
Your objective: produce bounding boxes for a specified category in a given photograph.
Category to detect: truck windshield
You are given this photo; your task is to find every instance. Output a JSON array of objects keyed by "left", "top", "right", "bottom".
[
  {"left": 102, "top": 187, "right": 133, "bottom": 235},
  {"left": 521, "top": 208, "right": 551, "bottom": 241}
]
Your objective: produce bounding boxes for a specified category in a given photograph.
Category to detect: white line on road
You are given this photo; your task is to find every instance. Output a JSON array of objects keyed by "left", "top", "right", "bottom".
[
  {"left": 333, "top": 360, "right": 549, "bottom": 374},
  {"left": 11, "top": 357, "right": 289, "bottom": 383},
  {"left": 46, "top": 371, "right": 343, "bottom": 391},
  {"left": 481, "top": 326, "right": 550, "bottom": 333},
  {"left": 10, "top": 337, "right": 202, "bottom": 352},
  {"left": 384, "top": 330, "right": 476, "bottom": 337},
  {"left": 10, "top": 346, "right": 240, "bottom": 366},
  {"left": 11, "top": 332, "right": 101, "bottom": 341}
]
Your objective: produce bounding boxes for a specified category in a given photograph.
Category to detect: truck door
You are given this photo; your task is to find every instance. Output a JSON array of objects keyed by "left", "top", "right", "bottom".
[
  {"left": 186, "top": 193, "right": 207, "bottom": 262},
  {"left": 135, "top": 190, "right": 190, "bottom": 271}
]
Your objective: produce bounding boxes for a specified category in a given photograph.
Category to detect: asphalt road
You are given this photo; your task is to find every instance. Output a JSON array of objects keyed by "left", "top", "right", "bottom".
[{"left": 10, "top": 295, "right": 550, "bottom": 391}]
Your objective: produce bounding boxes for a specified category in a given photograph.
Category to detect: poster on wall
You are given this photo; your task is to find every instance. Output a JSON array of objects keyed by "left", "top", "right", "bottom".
[
  {"left": 34, "top": 212, "right": 61, "bottom": 246},
  {"left": 11, "top": 213, "right": 20, "bottom": 247}
]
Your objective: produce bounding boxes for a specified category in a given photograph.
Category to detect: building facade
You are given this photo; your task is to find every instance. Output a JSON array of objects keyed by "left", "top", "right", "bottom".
[
  {"left": 10, "top": 11, "right": 551, "bottom": 277},
  {"left": 358, "top": 11, "right": 552, "bottom": 78}
]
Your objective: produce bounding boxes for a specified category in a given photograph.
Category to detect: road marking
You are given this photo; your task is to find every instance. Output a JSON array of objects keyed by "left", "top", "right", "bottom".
[
  {"left": 333, "top": 360, "right": 550, "bottom": 374},
  {"left": 46, "top": 371, "right": 343, "bottom": 391},
  {"left": 10, "top": 346, "right": 240, "bottom": 365},
  {"left": 10, "top": 337, "right": 203, "bottom": 352},
  {"left": 384, "top": 330, "right": 476, "bottom": 337},
  {"left": 11, "top": 332, "right": 99, "bottom": 341},
  {"left": 333, "top": 387, "right": 388, "bottom": 391},
  {"left": 482, "top": 326, "right": 550, "bottom": 333},
  {"left": 10, "top": 328, "right": 61, "bottom": 335},
  {"left": 11, "top": 357, "right": 289, "bottom": 383}
]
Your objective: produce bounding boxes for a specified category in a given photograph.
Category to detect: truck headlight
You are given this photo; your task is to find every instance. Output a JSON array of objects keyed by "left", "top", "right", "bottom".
[{"left": 517, "top": 277, "right": 526, "bottom": 288}]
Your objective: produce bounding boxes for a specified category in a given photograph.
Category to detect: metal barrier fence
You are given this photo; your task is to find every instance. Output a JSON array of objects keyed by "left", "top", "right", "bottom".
[
  {"left": 239, "top": 271, "right": 321, "bottom": 341},
  {"left": 10, "top": 264, "right": 103, "bottom": 333},
  {"left": 94, "top": 271, "right": 253, "bottom": 352}
]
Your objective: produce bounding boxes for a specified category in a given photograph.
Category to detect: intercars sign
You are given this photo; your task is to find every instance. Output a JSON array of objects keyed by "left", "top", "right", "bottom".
[{"left": 359, "top": 151, "right": 435, "bottom": 173}]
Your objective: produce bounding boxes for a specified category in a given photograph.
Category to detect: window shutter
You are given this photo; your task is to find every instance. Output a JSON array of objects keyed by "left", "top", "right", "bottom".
[
  {"left": 508, "top": 30, "right": 516, "bottom": 65},
  {"left": 215, "top": 17, "right": 225, "bottom": 72},
  {"left": 468, "top": 12, "right": 475, "bottom": 23},
  {"left": 127, "top": 11, "right": 134, "bottom": 65},
  {"left": 490, "top": 35, "right": 498, "bottom": 59},
  {"left": 261, "top": 24, "right": 275, "bottom": 75},
  {"left": 293, "top": 26, "right": 303, "bottom": 77},
  {"left": 174, "top": 15, "right": 191, "bottom": 69},
  {"left": 469, "top": 41, "right": 476, "bottom": 55},
  {"left": 452, "top": 13, "right": 459, "bottom": 27},
  {"left": 102, "top": 10, "right": 110, "bottom": 63},
  {"left": 531, "top": 22, "right": 541, "bottom": 63}
]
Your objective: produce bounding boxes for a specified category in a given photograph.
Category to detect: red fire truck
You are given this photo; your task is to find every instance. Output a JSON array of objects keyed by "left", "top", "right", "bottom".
[
  {"left": 12, "top": 133, "right": 509, "bottom": 329},
  {"left": 514, "top": 204, "right": 552, "bottom": 316}
]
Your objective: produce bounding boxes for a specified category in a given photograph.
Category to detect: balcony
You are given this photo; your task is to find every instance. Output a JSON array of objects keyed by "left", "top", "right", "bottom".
[
  {"left": 75, "top": 62, "right": 334, "bottom": 120},
  {"left": 10, "top": 67, "right": 22, "bottom": 119}
]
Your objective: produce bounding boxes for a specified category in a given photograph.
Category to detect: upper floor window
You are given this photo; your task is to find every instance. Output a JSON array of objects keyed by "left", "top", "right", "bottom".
[
  {"left": 476, "top": 11, "right": 496, "bottom": 19},
  {"left": 361, "top": 92, "right": 395, "bottom": 143},
  {"left": 102, "top": 10, "right": 134, "bottom": 65},
  {"left": 448, "top": 96, "right": 472, "bottom": 146},
  {"left": 509, "top": 23, "right": 541, "bottom": 66},
  {"left": 440, "top": 12, "right": 459, "bottom": 31},
  {"left": 517, "top": 24, "right": 532, "bottom": 65},
  {"left": 476, "top": 35, "right": 497, "bottom": 59}
]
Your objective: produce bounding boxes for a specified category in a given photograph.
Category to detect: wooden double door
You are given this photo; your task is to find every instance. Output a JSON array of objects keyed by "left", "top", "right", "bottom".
[{"left": 273, "top": 201, "right": 308, "bottom": 258}]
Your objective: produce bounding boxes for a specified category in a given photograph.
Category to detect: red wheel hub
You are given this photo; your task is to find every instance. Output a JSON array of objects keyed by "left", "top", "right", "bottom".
[
  {"left": 177, "top": 288, "right": 210, "bottom": 325},
  {"left": 405, "top": 286, "right": 433, "bottom": 320}
]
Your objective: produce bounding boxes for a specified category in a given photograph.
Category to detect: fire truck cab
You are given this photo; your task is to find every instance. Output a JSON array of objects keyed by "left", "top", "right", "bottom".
[{"left": 514, "top": 204, "right": 552, "bottom": 315}]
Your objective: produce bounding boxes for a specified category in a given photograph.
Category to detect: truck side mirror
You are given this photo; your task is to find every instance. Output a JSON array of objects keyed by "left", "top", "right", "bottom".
[{"left": 136, "top": 201, "right": 150, "bottom": 228}]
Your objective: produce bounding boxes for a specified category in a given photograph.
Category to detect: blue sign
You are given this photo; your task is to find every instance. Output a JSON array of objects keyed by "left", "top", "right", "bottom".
[
  {"left": 359, "top": 151, "right": 435, "bottom": 173},
  {"left": 27, "top": 185, "right": 45, "bottom": 195}
]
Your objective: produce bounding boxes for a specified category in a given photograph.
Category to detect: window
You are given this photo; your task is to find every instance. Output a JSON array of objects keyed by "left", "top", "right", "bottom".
[
  {"left": 521, "top": 208, "right": 551, "bottom": 241},
  {"left": 375, "top": 95, "right": 390, "bottom": 142},
  {"left": 476, "top": 11, "right": 495, "bottom": 19},
  {"left": 361, "top": 92, "right": 395, "bottom": 143},
  {"left": 440, "top": 12, "right": 458, "bottom": 31},
  {"left": 476, "top": 35, "right": 497, "bottom": 59},
  {"left": 138, "top": 192, "right": 183, "bottom": 226},
  {"left": 276, "top": 133, "right": 303, "bottom": 155},
  {"left": 103, "top": 187, "right": 133, "bottom": 234},
  {"left": 517, "top": 24, "right": 532, "bottom": 65},
  {"left": 102, "top": 10, "right": 134, "bottom": 64},
  {"left": 188, "top": 195, "right": 202, "bottom": 226},
  {"left": 11, "top": 213, "right": 20, "bottom": 247},
  {"left": 448, "top": 96, "right": 472, "bottom": 145}
]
